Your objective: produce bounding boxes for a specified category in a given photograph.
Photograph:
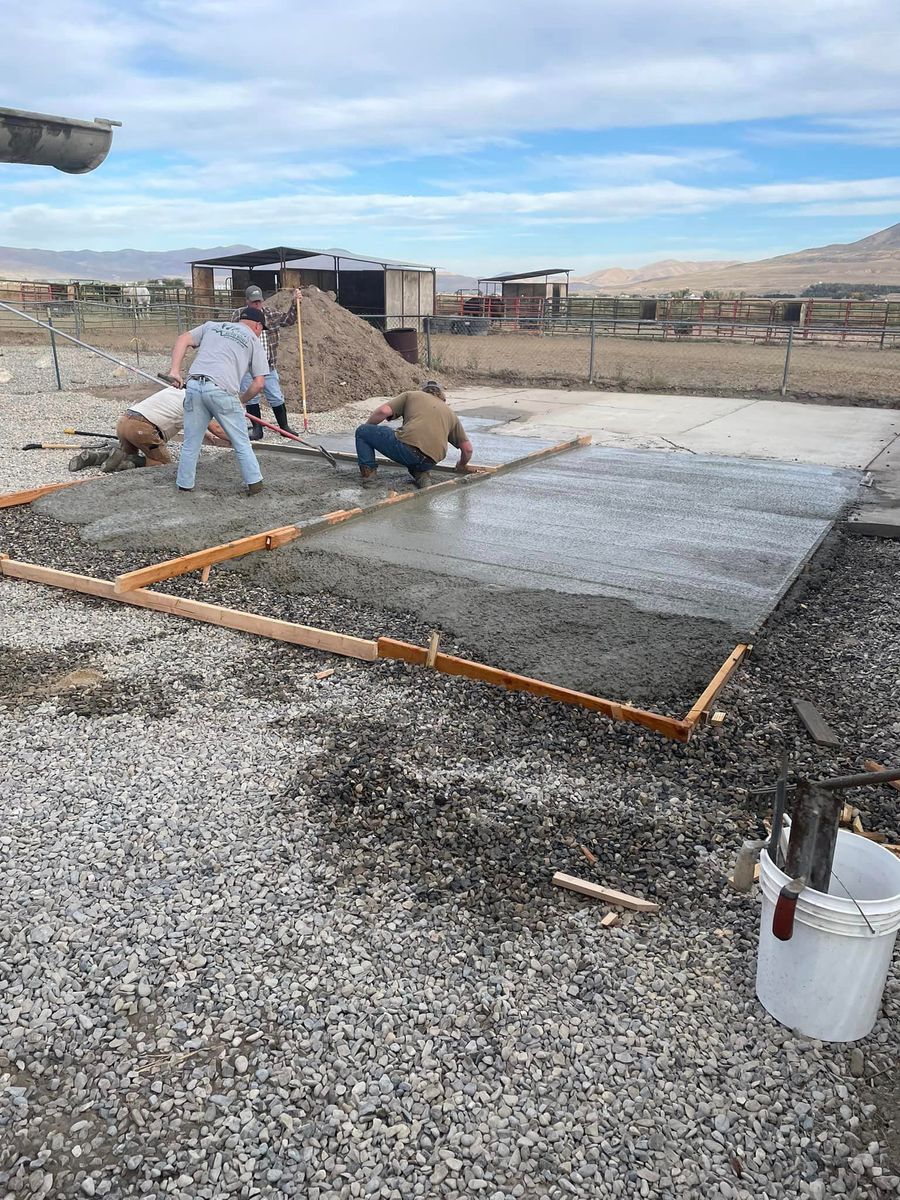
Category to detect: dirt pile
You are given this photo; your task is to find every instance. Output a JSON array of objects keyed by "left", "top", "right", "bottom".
[{"left": 266, "top": 287, "right": 435, "bottom": 412}]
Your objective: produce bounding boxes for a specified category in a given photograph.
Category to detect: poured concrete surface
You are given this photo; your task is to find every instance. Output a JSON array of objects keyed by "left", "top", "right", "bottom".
[
  {"left": 296, "top": 447, "right": 860, "bottom": 631},
  {"left": 449, "top": 387, "right": 900, "bottom": 470}
]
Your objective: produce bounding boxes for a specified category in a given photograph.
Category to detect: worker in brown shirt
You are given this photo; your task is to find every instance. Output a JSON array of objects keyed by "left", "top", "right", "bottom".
[{"left": 355, "top": 380, "right": 473, "bottom": 489}]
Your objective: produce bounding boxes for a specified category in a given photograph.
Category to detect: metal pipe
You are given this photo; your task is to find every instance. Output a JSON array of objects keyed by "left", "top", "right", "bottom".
[
  {"left": 816, "top": 767, "right": 900, "bottom": 792},
  {"left": 588, "top": 324, "right": 597, "bottom": 383},
  {"left": 46, "top": 309, "right": 62, "bottom": 391},
  {"left": 780, "top": 326, "right": 794, "bottom": 396}
]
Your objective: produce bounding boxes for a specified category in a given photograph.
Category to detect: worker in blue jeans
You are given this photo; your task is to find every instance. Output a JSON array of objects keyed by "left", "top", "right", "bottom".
[
  {"left": 355, "top": 380, "right": 473, "bottom": 489},
  {"left": 167, "top": 311, "right": 269, "bottom": 494}
]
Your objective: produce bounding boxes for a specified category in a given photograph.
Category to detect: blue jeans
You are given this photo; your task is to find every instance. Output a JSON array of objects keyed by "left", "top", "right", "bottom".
[
  {"left": 240, "top": 368, "right": 284, "bottom": 410},
  {"left": 177, "top": 380, "right": 262, "bottom": 489},
  {"left": 355, "top": 424, "right": 433, "bottom": 476}
]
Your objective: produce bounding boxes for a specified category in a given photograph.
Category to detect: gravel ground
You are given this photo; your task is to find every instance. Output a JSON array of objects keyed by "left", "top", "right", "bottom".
[{"left": 2, "top": 382, "right": 900, "bottom": 1199}]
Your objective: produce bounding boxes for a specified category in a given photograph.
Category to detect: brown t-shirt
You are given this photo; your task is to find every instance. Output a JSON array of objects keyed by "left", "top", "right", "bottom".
[{"left": 388, "top": 390, "right": 467, "bottom": 463}]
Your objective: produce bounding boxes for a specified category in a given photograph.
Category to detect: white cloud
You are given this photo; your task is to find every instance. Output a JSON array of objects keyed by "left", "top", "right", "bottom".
[
  {"left": 749, "top": 113, "right": 900, "bottom": 147},
  {"left": 6, "top": 0, "right": 900, "bottom": 156}
]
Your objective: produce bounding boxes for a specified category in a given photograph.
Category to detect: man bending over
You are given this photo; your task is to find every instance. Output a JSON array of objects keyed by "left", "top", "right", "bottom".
[{"left": 355, "top": 380, "right": 473, "bottom": 489}]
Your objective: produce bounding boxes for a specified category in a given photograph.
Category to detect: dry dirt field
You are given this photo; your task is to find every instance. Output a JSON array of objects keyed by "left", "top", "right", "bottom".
[{"left": 433, "top": 333, "right": 900, "bottom": 406}]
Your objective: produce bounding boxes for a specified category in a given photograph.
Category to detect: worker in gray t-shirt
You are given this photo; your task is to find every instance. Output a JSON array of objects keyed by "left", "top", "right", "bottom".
[{"left": 167, "top": 310, "right": 269, "bottom": 495}]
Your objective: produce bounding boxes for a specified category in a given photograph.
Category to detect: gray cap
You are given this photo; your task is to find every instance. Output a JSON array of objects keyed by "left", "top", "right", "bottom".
[
  {"left": 245, "top": 284, "right": 264, "bottom": 301},
  {"left": 422, "top": 379, "right": 443, "bottom": 394}
]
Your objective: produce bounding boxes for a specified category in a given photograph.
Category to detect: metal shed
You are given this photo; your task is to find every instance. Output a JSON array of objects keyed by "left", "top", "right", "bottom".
[
  {"left": 479, "top": 267, "right": 571, "bottom": 305},
  {"left": 188, "top": 246, "right": 436, "bottom": 330}
]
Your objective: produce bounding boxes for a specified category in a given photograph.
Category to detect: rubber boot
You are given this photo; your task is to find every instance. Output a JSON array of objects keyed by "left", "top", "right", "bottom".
[
  {"left": 272, "top": 403, "right": 297, "bottom": 437},
  {"left": 246, "top": 403, "right": 263, "bottom": 440},
  {"left": 100, "top": 446, "right": 130, "bottom": 473},
  {"left": 359, "top": 466, "right": 378, "bottom": 489},
  {"left": 68, "top": 447, "right": 110, "bottom": 472}
]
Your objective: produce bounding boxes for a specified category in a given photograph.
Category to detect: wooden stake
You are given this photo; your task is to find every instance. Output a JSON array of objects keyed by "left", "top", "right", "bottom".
[
  {"left": 579, "top": 845, "right": 598, "bottom": 866},
  {"left": 600, "top": 913, "right": 619, "bottom": 929},
  {"left": 425, "top": 631, "right": 441, "bottom": 668},
  {"left": 551, "top": 872, "right": 660, "bottom": 913},
  {"left": 0, "top": 558, "right": 378, "bottom": 661},
  {"left": 114, "top": 525, "right": 300, "bottom": 592},
  {"left": 200, "top": 565, "right": 211, "bottom": 585},
  {"left": 377, "top": 637, "right": 691, "bottom": 741}
]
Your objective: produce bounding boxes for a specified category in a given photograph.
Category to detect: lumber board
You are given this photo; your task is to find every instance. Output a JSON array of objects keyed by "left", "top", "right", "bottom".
[
  {"left": 0, "top": 478, "right": 88, "bottom": 508},
  {"left": 865, "top": 760, "right": 900, "bottom": 792},
  {"left": 0, "top": 558, "right": 378, "bottom": 661},
  {"left": 683, "top": 644, "right": 751, "bottom": 727},
  {"left": 377, "top": 637, "right": 690, "bottom": 741},
  {"left": 791, "top": 698, "right": 840, "bottom": 747},
  {"left": 551, "top": 872, "right": 660, "bottom": 913},
  {"left": 114, "top": 525, "right": 300, "bottom": 592}
]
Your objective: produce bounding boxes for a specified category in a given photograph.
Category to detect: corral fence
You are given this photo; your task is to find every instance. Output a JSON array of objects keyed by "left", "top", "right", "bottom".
[
  {"left": 436, "top": 292, "right": 900, "bottom": 347},
  {"left": 3, "top": 293, "right": 899, "bottom": 401}
]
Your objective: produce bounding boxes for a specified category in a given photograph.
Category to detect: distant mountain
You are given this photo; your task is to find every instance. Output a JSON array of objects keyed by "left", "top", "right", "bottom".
[
  {"left": 436, "top": 272, "right": 479, "bottom": 293},
  {"left": 0, "top": 245, "right": 254, "bottom": 282},
  {"left": 603, "top": 224, "right": 900, "bottom": 295},
  {"left": 579, "top": 259, "right": 741, "bottom": 288}
]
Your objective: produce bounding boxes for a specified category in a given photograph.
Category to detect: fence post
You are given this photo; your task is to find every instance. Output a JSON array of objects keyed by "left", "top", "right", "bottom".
[
  {"left": 176, "top": 303, "right": 184, "bottom": 334},
  {"left": 588, "top": 323, "right": 597, "bottom": 384},
  {"left": 73, "top": 299, "right": 82, "bottom": 340},
  {"left": 46, "top": 309, "right": 63, "bottom": 391},
  {"left": 780, "top": 326, "right": 794, "bottom": 396},
  {"left": 424, "top": 315, "right": 432, "bottom": 368}
]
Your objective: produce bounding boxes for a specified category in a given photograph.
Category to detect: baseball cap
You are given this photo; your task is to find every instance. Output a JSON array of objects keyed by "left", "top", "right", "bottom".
[
  {"left": 245, "top": 285, "right": 264, "bottom": 301},
  {"left": 239, "top": 307, "right": 265, "bottom": 324}
]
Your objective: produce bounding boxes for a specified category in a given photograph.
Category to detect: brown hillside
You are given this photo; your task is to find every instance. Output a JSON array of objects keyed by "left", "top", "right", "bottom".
[{"left": 591, "top": 223, "right": 900, "bottom": 295}]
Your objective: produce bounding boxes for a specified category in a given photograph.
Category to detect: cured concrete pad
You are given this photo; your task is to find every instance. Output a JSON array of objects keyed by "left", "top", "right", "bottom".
[
  {"left": 449, "top": 387, "right": 900, "bottom": 470},
  {"left": 301, "top": 446, "right": 860, "bottom": 632}
]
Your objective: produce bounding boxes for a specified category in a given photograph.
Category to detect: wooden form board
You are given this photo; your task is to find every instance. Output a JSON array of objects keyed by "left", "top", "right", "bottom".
[
  {"left": 377, "top": 637, "right": 691, "bottom": 741},
  {"left": 683, "top": 644, "right": 751, "bottom": 727},
  {"left": 114, "top": 525, "right": 301, "bottom": 592},
  {"left": 864, "top": 761, "right": 900, "bottom": 793},
  {"left": 0, "top": 478, "right": 88, "bottom": 509},
  {"left": 792, "top": 698, "right": 840, "bottom": 747},
  {"left": 254, "top": 442, "right": 495, "bottom": 475},
  {"left": 0, "top": 557, "right": 378, "bottom": 661}
]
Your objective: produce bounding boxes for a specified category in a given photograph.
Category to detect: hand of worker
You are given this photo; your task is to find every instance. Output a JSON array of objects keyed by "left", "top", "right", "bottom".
[
  {"left": 455, "top": 462, "right": 476, "bottom": 474},
  {"left": 169, "top": 372, "right": 184, "bottom": 389}
]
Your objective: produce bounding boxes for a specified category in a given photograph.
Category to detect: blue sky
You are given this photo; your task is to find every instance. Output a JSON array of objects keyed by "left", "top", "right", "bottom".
[{"left": 2, "top": 0, "right": 900, "bottom": 273}]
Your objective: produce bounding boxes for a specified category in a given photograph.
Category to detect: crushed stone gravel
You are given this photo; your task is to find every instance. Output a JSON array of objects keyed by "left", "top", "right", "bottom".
[{"left": 1, "top": 375, "right": 900, "bottom": 1199}]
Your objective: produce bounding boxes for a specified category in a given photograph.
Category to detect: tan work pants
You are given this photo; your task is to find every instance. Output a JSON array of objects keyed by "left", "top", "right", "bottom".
[{"left": 115, "top": 413, "right": 172, "bottom": 465}]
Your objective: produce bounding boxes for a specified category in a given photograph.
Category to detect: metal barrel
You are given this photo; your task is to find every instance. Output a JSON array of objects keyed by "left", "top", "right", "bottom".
[{"left": 383, "top": 327, "right": 420, "bottom": 364}]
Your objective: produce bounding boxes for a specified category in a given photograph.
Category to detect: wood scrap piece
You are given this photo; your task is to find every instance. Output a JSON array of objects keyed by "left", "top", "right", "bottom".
[
  {"left": 864, "top": 761, "right": 900, "bottom": 793},
  {"left": 791, "top": 698, "right": 840, "bottom": 747},
  {"left": 551, "top": 872, "right": 660, "bottom": 913},
  {"left": 314, "top": 668, "right": 336, "bottom": 681},
  {"left": 711, "top": 711, "right": 727, "bottom": 726},
  {"left": 600, "top": 913, "right": 619, "bottom": 929},
  {"left": 579, "top": 845, "right": 598, "bottom": 866},
  {"left": 856, "top": 830, "right": 888, "bottom": 843}
]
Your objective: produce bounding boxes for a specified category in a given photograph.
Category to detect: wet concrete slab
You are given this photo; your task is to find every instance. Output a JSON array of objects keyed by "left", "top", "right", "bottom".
[
  {"left": 298, "top": 446, "right": 860, "bottom": 632},
  {"left": 447, "top": 387, "right": 900, "bottom": 470}
]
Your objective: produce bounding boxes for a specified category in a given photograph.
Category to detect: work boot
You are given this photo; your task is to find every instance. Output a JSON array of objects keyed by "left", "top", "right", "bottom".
[
  {"left": 247, "top": 480, "right": 263, "bottom": 496},
  {"left": 100, "top": 446, "right": 130, "bottom": 473},
  {"left": 271, "top": 403, "right": 297, "bottom": 437},
  {"left": 246, "top": 403, "right": 263, "bottom": 440},
  {"left": 359, "top": 466, "right": 378, "bottom": 489},
  {"left": 411, "top": 471, "right": 433, "bottom": 490},
  {"left": 68, "top": 446, "right": 110, "bottom": 472}
]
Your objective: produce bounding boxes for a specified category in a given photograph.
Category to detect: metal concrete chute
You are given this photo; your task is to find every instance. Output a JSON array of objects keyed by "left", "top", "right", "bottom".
[{"left": 0, "top": 107, "right": 121, "bottom": 173}]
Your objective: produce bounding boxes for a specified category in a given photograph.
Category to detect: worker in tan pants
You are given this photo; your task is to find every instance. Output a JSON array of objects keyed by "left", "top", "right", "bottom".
[{"left": 69, "top": 387, "right": 228, "bottom": 473}]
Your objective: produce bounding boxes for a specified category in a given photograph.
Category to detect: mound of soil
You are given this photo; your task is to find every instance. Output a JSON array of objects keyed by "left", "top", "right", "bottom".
[{"left": 266, "top": 287, "right": 439, "bottom": 412}]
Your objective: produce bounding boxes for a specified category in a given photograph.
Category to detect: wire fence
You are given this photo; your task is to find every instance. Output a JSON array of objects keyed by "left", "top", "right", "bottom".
[{"left": 2, "top": 298, "right": 899, "bottom": 404}]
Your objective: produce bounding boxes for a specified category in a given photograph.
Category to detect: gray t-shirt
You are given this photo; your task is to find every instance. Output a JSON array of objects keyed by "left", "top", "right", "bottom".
[{"left": 187, "top": 322, "right": 269, "bottom": 396}]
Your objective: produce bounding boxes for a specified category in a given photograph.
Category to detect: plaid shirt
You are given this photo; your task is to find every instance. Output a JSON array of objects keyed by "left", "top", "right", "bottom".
[{"left": 231, "top": 302, "right": 297, "bottom": 370}]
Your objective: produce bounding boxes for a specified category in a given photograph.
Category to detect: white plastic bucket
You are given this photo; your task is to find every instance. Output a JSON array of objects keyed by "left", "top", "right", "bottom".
[{"left": 757, "top": 830, "right": 900, "bottom": 1041}]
